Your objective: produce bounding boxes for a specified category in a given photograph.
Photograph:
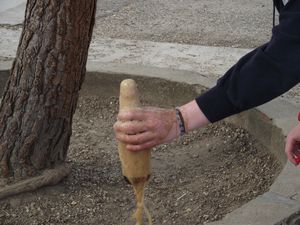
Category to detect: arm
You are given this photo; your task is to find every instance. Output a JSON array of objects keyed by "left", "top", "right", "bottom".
[{"left": 197, "top": 1, "right": 300, "bottom": 122}]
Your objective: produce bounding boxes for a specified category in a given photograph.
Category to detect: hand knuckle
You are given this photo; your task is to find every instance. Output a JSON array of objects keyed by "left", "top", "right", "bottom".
[
  {"left": 127, "top": 111, "right": 135, "bottom": 118},
  {"left": 124, "top": 135, "right": 132, "bottom": 143},
  {"left": 146, "top": 121, "right": 155, "bottom": 129},
  {"left": 128, "top": 123, "right": 136, "bottom": 131}
]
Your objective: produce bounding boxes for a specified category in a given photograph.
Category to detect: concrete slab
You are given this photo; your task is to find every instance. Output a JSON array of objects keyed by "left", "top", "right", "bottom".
[
  {"left": 1, "top": 27, "right": 298, "bottom": 105},
  {"left": 270, "top": 163, "right": 300, "bottom": 202},
  {"left": 0, "top": 0, "right": 26, "bottom": 24},
  {"left": 0, "top": 0, "right": 25, "bottom": 13},
  {"left": 0, "top": 60, "right": 12, "bottom": 70},
  {"left": 0, "top": 28, "right": 251, "bottom": 78},
  {"left": 86, "top": 61, "right": 215, "bottom": 88},
  {"left": 258, "top": 98, "right": 300, "bottom": 135},
  {"left": 88, "top": 38, "right": 251, "bottom": 78},
  {"left": 0, "top": 28, "right": 20, "bottom": 59},
  {"left": 207, "top": 192, "right": 300, "bottom": 225}
]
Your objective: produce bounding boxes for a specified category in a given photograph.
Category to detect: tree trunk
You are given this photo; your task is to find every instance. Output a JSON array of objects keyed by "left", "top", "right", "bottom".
[{"left": 0, "top": 0, "right": 96, "bottom": 192}]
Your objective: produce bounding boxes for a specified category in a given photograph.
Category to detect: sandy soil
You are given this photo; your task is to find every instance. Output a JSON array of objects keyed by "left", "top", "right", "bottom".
[
  {"left": 93, "top": 0, "right": 274, "bottom": 48},
  {"left": 0, "top": 73, "right": 281, "bottom": 225}
]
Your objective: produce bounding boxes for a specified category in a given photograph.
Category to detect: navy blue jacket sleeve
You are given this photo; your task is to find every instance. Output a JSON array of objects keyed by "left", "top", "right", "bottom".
[{"left": 196, "top": 0, "right": 300, "bottom": 123}]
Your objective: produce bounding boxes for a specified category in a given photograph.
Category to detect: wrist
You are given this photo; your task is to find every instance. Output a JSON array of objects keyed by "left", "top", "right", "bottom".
[
  {"left": 175, "top": 108, "right": 186, "bottom": 136},
  {"left": 160, "top": 109, "right": 180, "bottom": 144},
  {"left": 178, "top": 100, "right": 210, "bottom": 132}
]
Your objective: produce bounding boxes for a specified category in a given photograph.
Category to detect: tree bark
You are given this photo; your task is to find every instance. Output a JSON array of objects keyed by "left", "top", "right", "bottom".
[{"left": 0, "top": 0, "right": 96, "bottom": 186}]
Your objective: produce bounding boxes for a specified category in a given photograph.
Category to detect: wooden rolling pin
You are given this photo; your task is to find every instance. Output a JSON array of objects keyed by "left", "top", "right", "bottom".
[{"left": 118, "top": 79, "right": 152, "bottom": 225}]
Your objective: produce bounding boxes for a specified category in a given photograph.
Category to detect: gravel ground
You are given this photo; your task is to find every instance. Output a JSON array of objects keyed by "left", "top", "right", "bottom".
[
  {"left": 94, "top": 0, "right": 274, "bottom": 48},
  {"left": 0, "top": 73, "right": 281, "bottom": 225}
]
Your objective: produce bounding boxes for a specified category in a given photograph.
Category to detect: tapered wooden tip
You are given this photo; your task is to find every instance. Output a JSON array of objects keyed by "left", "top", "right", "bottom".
[
  {"left": 120, "top": 79, "right": 138, "bottom": 97},
  {"left": 119, "top": 79, "right": 140, "bottom": 109}
]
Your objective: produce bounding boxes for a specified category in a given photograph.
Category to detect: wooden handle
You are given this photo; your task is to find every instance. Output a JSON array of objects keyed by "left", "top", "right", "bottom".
[{"left": 118, "top": 79, "right": 151, "bottom": 183}]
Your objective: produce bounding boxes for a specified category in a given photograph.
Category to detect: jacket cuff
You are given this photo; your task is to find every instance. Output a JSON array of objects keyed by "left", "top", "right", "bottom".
[{"left": 195, "top": 86, "right": 240, "bottom": 123}]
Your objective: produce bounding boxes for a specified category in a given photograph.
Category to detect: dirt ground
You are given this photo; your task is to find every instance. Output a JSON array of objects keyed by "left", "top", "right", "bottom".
[
  {"left": 93, "top": 0, "right": 274, "bottom": 49},
  {"left": 0, "top": 72, "right": 281, "bottom": 225}
]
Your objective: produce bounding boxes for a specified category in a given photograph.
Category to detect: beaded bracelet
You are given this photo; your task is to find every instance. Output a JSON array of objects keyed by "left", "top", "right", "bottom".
[{"left": 175, "top": 108, "right": 186, "bottom": 136}]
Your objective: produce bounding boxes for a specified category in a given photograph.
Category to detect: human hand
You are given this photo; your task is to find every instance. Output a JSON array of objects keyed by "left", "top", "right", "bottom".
[
  {"left": 285, "top": 123, "right": 300, "bottom": 165},
  {"left": 114, "top": 107, "right": 179, "bottom": 151}
]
